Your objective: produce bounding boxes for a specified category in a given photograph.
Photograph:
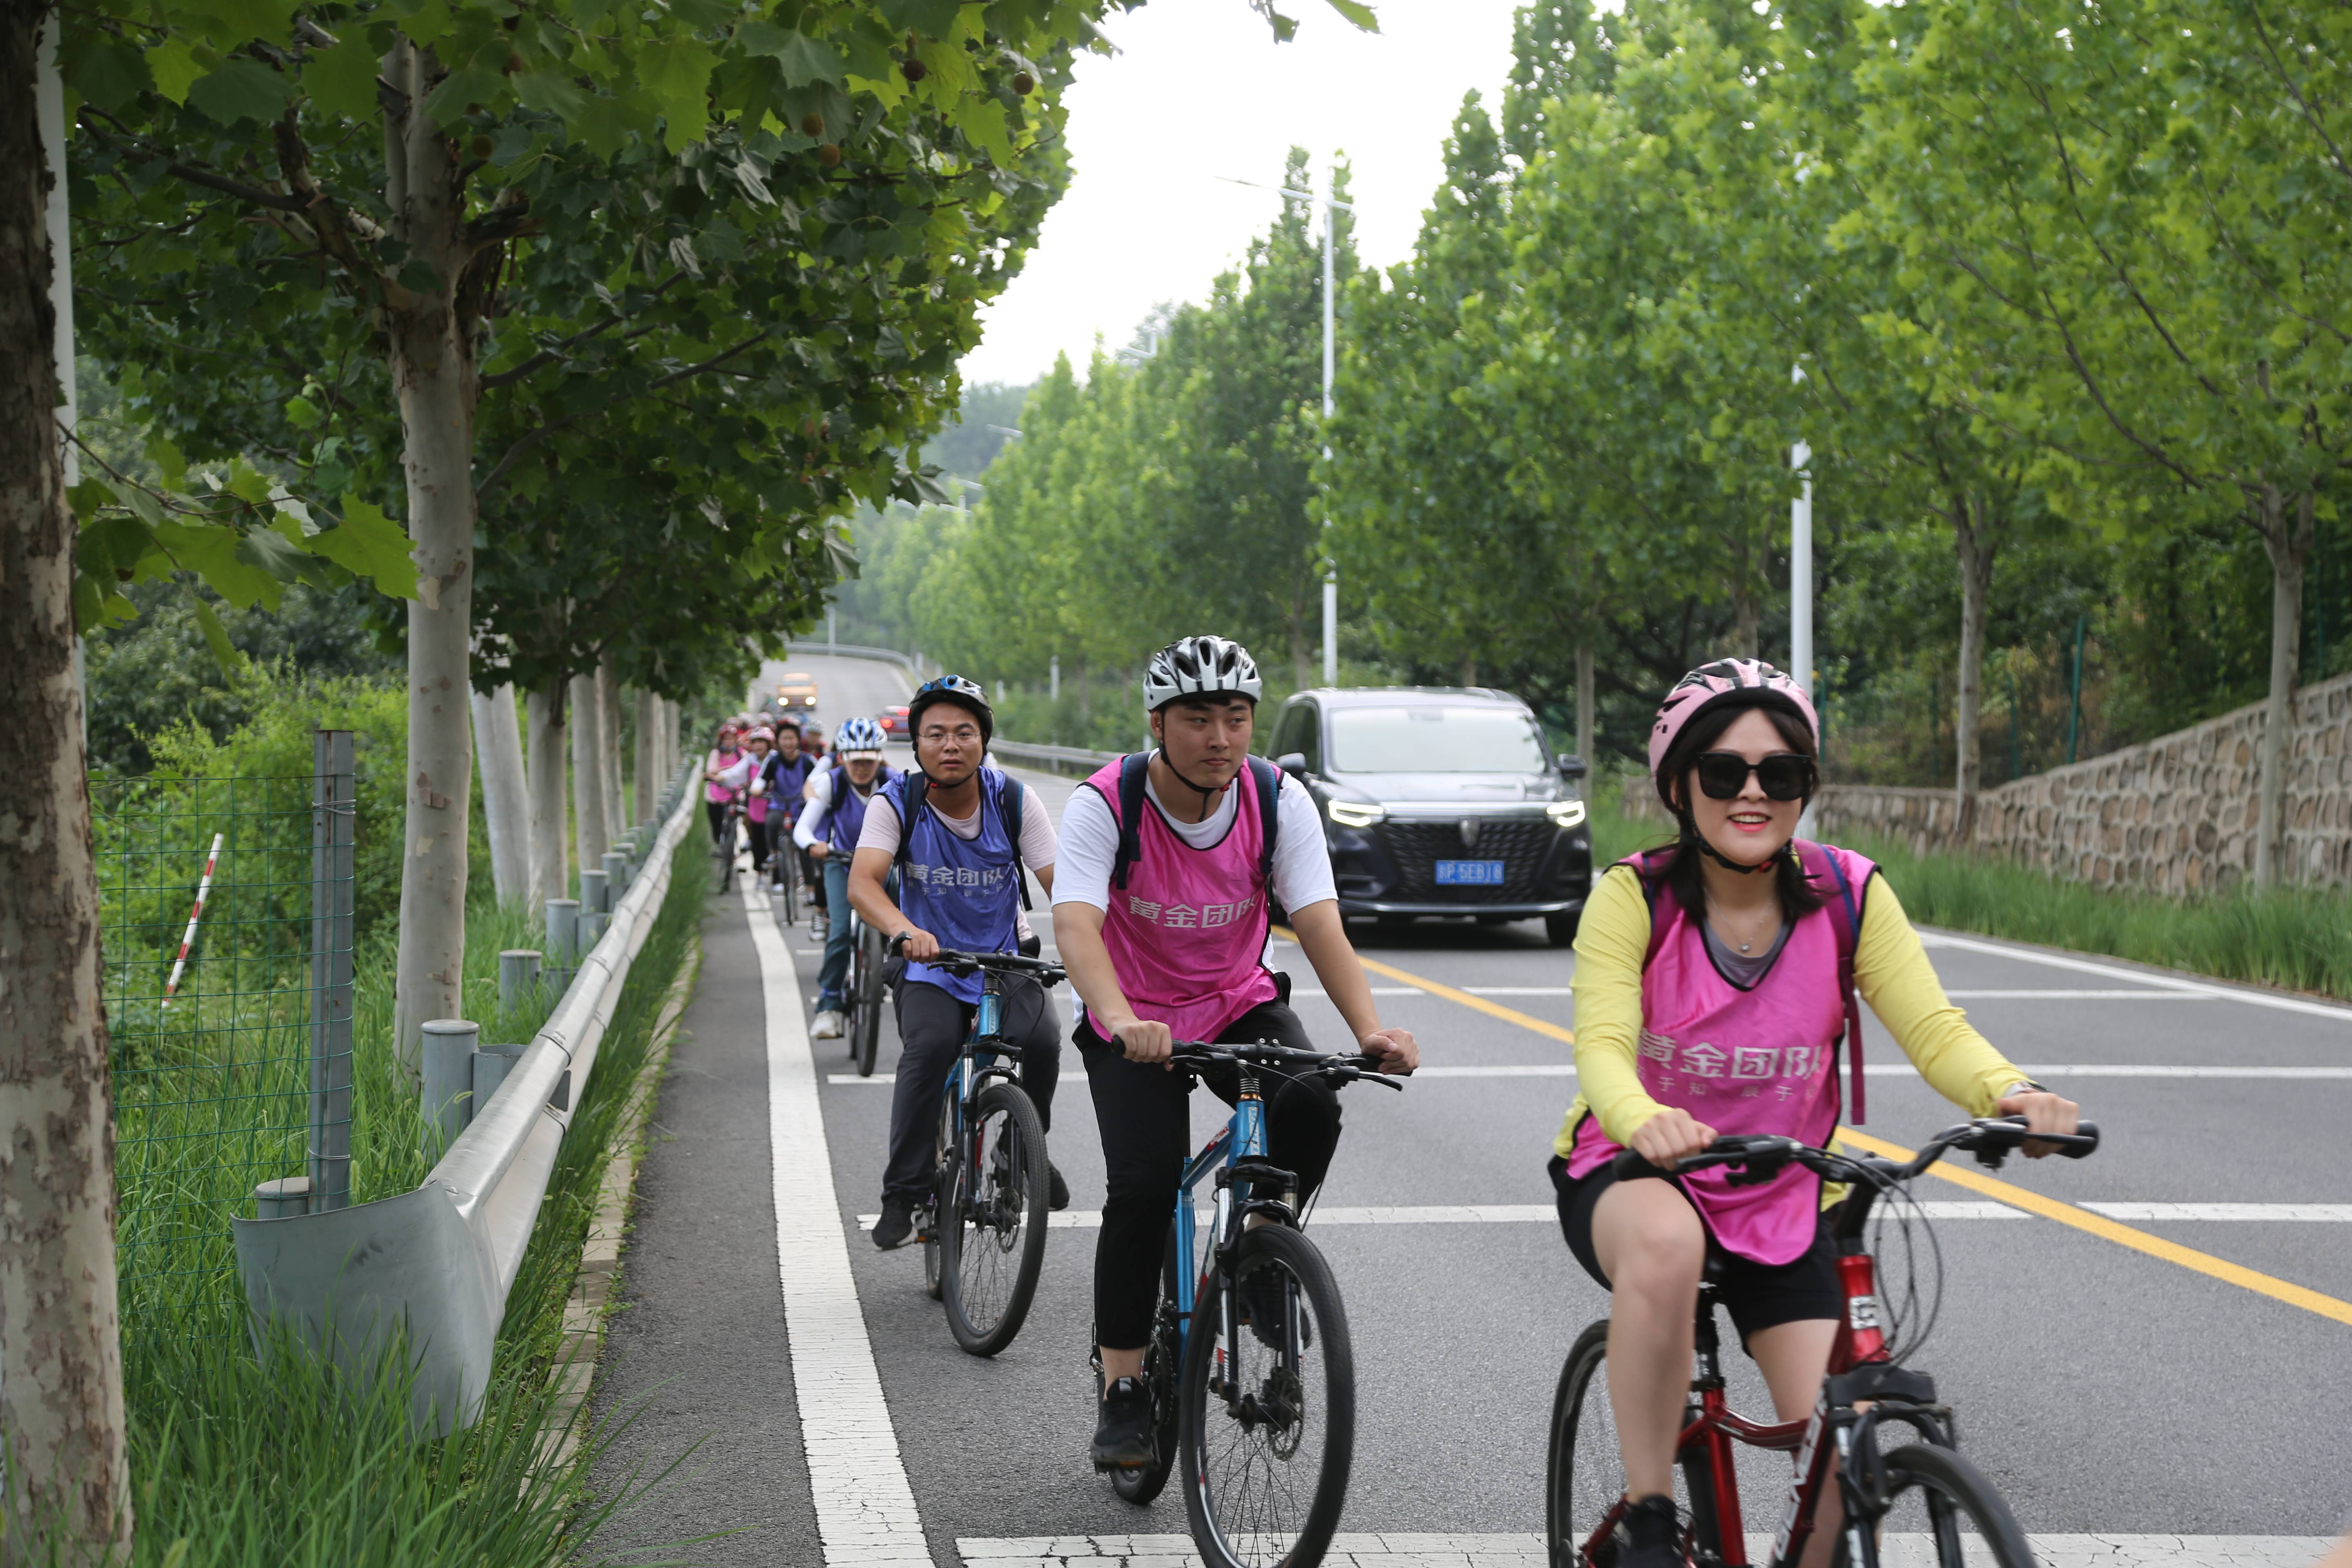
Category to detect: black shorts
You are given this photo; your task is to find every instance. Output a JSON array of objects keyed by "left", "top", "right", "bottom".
[{"left": 1550, "top": 1152, "right": 1841, "bottom": 1349}]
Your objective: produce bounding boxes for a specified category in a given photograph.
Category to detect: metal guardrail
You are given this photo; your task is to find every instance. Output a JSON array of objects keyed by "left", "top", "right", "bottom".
[
  {"left": 230, "top": 765, "right": 700, "bottom": 1436},
  {"left": 782, "top": 639, "right": 919, "bottom": 675},
  {"left": 989, "top": 738, "right": 1121, "bottom": 776}
]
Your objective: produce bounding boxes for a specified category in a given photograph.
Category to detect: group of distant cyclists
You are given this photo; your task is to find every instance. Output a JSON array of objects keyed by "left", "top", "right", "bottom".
[{"left": 700, "top": 637, "right": 2086, "bottom": 1567}]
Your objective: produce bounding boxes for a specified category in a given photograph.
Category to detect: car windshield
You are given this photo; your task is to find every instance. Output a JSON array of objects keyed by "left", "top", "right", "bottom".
[{"left": 1327, "top": 706, "right": 1549, "bottom": 774}]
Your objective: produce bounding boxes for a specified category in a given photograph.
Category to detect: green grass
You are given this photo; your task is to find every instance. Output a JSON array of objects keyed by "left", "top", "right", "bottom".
[
  {"left": 1583, "top": 799, "right": 2352, "bottom": 1001},
  {"left": 114, "top": 829, "right": 709, "bottom": 1566}
]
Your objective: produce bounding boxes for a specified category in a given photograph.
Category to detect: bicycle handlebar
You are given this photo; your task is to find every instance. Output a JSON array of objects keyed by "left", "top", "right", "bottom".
[
  {"left": 1164, "top": 1039, "right": 1408, "bottom": 1091},
  {"left": 884, "top": 932, "right": 1066, "bottom": 986},
  {"left": 1609, "top": 1115, "right": 2101, "bottom": 1187}
]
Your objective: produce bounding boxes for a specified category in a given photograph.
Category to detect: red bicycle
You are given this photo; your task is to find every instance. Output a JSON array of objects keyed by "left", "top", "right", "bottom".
[{"left": 1546, "top": 1116, "right": 2099, "bottom": 1568}]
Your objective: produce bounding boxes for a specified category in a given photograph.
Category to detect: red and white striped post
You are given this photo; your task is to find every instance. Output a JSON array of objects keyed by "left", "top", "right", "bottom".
[{"left": 161, "top": 832, "right": 224, "bottom": 1007}]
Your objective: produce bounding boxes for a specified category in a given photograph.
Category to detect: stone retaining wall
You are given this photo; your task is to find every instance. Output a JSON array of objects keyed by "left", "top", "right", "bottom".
[{"left": 1629, "top": 670, "right": 2352, "bottom": 895}]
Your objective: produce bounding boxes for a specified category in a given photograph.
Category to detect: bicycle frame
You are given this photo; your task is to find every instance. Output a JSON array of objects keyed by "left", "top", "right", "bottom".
[
  {"left": 1169, "top": 1071, "right": 1276, "bottom": 1358},
  {"left": 932, "top": 982, "right": 1025, "bottom": 1206}
]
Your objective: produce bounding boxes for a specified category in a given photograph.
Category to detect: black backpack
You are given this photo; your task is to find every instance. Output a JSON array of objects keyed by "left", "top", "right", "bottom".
[
  {"left": 891, "top": 767, "right": 1033, "bottom": 911},
  {"left": 1108, "top": 752, "right": 1281, "bottom": 895}
]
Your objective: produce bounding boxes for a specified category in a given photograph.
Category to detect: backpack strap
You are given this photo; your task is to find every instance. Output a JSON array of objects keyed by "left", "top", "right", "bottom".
[
  {"left": 1109, "top": 752, "right": 1151, "bottom": 892},
  {"left": 1247, "top": 756, "right": 1281, "bottom": 891},
  {"left": 1627, "top": 848, "right": 1677, "bottom": 972},
  {"left": 890, "top": 771, "right": 929, "bottom": 881},
  {"left": 996, "top": 770, "right": 1033, "bottom": 912},
  {"left": 1796, "top": 840, "right": 1870, "bottom": 1125}
]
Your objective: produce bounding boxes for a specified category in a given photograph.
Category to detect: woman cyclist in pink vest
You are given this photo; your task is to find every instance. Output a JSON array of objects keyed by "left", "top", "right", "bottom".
[
  {"left": 1555, "top": 659, "right": 2082, "bottom": 1567},
  {"left": 1055, "top": 634, "right": 1420, "bottom": 1472}
]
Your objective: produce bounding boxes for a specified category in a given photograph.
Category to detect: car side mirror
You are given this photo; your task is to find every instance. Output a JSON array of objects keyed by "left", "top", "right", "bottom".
[
  {"left": 1558, "top": 755, "right": 1589, "bottom": 782},
  {"left": 1276, "top": 752, "right": 1310, "bottom": 782}
]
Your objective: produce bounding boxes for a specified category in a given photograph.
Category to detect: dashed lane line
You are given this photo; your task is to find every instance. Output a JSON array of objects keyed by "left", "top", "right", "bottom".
[
  {"left": 1277, "top": 933, "right": 1578, "bottom": 1047},
  {"left": 827, "top": 1065, "right": 2352, "bottom": 1084},
  {"left": 2084, "top": 1203, "right": 2352, "bottom": 1222},
  {"left": 745, "top": 880, "right": 931, "bottom": 1567},
  {"left": 1835, "top": 1125, "right": 2352, "bottom": 1328},
  {"left": 955, "top": 1535, "right": 2336, "bottom": 1568}
]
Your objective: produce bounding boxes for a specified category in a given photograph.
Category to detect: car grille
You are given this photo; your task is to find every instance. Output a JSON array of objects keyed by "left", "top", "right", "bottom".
[{"left": 1376, "top": 817, "right": 1559, "bottom": 902}]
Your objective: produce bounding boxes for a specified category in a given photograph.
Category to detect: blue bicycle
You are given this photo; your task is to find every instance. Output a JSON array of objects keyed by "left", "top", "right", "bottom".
[
  {"left": 1101, "top": 1039, "right": 1404, "bottom": 1568},
  {"left": 888, "top": 938, "right": 1064, "bottom": 1356}
]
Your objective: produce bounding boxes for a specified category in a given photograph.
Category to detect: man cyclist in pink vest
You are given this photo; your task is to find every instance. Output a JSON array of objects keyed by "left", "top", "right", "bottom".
[{"left": 1055, "top": 634, "right": 1420, "bottom": 1471}]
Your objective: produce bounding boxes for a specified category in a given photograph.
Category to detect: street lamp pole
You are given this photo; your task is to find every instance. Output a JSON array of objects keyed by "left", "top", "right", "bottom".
[
  {"left": 1218, "top": 171, "right": 1350, "bottom": 686},
  {"left": 1791, "top": 438, "right": 1817, "bottom": 839}
]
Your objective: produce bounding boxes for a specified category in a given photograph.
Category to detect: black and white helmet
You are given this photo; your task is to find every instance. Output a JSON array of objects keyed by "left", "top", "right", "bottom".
[{"left": 1143, "top": 635, "right": 1264, "bottom": 712}]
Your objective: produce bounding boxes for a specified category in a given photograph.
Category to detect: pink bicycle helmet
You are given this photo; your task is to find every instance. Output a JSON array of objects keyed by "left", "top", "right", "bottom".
[{"left": 1648, "top": 658, "right": 1820, "bottom": 804}]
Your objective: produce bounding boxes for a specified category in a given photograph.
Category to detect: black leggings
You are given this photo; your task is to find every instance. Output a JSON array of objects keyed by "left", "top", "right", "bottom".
[
  {"left": 883, "top": 978, "right": 1062, "bottom": 1201},
  {"left": 1078, "top": 999, "right": 1343, "bottom": 1349},
  {"left": 705, "top": 800, "right": 731, "bottom": 843}
]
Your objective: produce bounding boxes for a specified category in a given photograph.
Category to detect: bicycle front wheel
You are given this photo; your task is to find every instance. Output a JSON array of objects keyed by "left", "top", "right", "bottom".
[
  {"left": 1179, "top": 1223, "right": 1354, "bottom": 1568},
  {"left": 1546, "top": 1320, "right": 1719, "bottom": 1568},
  {"left": 1832, "top": 1442, "right": 2034, "bottom": 1568},
  {"left": 937, "top": 1080, "right": 1050, "bottom": 1355},
  {"left": 852, "top": 923, "right": 885, "bottom": 1077}
]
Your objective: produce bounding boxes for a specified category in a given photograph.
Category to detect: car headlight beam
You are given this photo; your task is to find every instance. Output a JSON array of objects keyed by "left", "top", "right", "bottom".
[
  {"left": 1546, "top": 799, "right": 1588, "bottom": 829},
  {"left": 1328, "top": 800, "right": 1387, "bottom": 829}
]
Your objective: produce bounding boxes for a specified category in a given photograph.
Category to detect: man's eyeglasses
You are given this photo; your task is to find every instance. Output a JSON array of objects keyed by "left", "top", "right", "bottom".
[{"left": 1693, "top": 751, "right": 1816, "bottom": 802}]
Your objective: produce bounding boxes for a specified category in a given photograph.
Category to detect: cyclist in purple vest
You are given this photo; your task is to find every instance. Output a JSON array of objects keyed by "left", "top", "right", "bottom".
[
  {"left": 846, "top": 676, "right": 1068, "bottom": 1252},
  {"left": 1056, "top": 635, "right": 1419, "bottom": 1471},
  {"left": 797, "top": 715, "right": 895, "bottom": 1038}
]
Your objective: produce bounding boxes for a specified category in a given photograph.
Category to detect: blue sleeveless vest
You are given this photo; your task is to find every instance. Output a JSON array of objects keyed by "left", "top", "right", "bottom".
[
  {"left": 893, "top": 767, "right": 1021, "bottom": 1004},
  {"left": 828, "top": 762, "right": 895, "bottom": 853}
]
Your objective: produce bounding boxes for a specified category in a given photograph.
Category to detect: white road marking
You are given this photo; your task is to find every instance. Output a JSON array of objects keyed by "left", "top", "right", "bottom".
[
  {"left": 958, "top": 1536, "right": 2334, "bottom": 1568},
  {"left": 1305, "top": 1064, "right": 2352, "bottom": 1082},
  {"left": 1466, "top": 986, "right": 1574, "bottom": 995},
  {"left": 831, "top": 1073, "right": 898, "bottom": 1084},
  {"left": 857, "top": 1202, "right": 2027, "bottom": 1228},
  {"left": 1920, "top": 930, "right": 2352, "bottom": 1022},
  {"left": 2082, "top": 1203, "right": 2352, "bottom": 1222},
  {"left": 1945, "top": 989, "right": 2220, "bottom": 999},
  {"left": 745, "top": 881, "right": 929, "bottom": 1567}
]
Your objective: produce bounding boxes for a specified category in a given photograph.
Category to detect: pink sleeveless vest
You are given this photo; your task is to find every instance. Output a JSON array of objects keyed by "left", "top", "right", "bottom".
[
  {"left": 1083, "top": 757, "right": 1281, "bottom": 1045},
  {"left": 1569, "top": 844, "right": 1875, "bottom": 1265}
]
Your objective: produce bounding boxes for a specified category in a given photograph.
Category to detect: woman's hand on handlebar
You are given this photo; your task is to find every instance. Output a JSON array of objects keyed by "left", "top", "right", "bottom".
[
  {"left": 808, "top": 841, "right": 830, "bottom": 861},
  {"left": 1998, "top": 1086, "right": 2081, "bottom": 1158},
  {"left": 1628, "top": 1107, "right": 1718, "bottom": 1171},
  {"left": 1356, "top": 1025, "right": 1418, "bottom": 1075},
  {"left": 1112, "top": 1017, "right": 1175, "bottom": 1067}
]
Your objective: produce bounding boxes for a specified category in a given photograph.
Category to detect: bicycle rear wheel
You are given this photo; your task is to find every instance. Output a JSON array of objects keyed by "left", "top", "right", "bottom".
[
  {"left": 1179, "top": 1223, "right": 1354, "bottom": 1568},
  {"left": 937, "top": 1080, "right": 1050, "bottom": 1355},
  {"left": 717, "top": 822, "right": 737, "bottom": 893},
  {"left": 1109, "top": 1232, "right": 1185, "bottom": 1505},
  {"left": 1831, "top": 1442, "right": 2034, "bottom": 1568},
  {"left": 780, "top": 861, "right": 797, "bottom": 921},
  {"left": 1545, "top": 1321, "right": 1720, "bottom": 1568},
  {"left": 852, "top": 922, "right": 886, "bottom": 1077},
  {"left": 923, "top": 1093, "right": 951, "bottom": 1301}
]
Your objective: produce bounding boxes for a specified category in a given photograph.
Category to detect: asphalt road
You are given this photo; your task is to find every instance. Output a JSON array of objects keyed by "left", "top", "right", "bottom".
[{"left": 593, "top": 653, "right": 2350, "bottom": 1568}]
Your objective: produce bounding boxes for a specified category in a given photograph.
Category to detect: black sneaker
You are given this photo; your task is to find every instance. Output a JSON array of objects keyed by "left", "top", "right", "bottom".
[
  {"left": 1090, "top": 1376, "right": 1156, "bottom": 1470},
  {"left": 1048, "top": 1163, "right": 1070, "bottom": 1212},
  {"left": 1618, "top": 1493, "right": 1680, "bottom": 1568},
  {"left": 1236, "top": 1264, "right": 1307, "bottom": 1351},
  {"left": 873, "top": 1196, "right": 916, "bottom": 1250}
]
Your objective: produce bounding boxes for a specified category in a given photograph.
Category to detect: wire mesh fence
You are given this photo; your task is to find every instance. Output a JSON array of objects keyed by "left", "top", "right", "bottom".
[{"left": 98, "top": 732, "right": 354, "bottom": 1341}]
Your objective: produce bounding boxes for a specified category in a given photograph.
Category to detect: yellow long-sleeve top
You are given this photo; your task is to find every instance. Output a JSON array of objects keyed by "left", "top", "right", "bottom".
[{"left": 1554, "top": 861, "right": 2029, "bottom": 1160}]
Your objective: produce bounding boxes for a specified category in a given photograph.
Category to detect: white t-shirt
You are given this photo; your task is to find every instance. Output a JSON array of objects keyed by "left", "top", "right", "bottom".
[
  {"left": 855, "top": 779, "right": 1059, "bottom": 871},
  {"left": 1054, "top": 757, "right": 1337, "bottom": 915}
]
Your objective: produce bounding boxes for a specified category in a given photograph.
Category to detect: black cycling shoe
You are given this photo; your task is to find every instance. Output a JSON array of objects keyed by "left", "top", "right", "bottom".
[
  {"left": 1617, "top": 1493, "right": 1680, "bottom": 1568},
  {"left": 1048, "top": 1163, "right": 1070, "bottom": 1212},
  {"left": 872, "top": 1196, "right": 916, "bottom": 1250},
  {"left": 1090, "top": 1376, "right": 1157, "bottom": 1470}
]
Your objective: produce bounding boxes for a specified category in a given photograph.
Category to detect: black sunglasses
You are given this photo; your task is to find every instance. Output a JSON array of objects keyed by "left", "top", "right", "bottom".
[{"left": 1693, "top": 751, "right": 1816, "bottom": 802}]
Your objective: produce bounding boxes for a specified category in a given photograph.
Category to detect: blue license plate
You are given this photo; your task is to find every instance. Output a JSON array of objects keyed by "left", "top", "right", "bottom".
[{"left": 1434, "top": 859, "right": 1506, "bottom": 886}]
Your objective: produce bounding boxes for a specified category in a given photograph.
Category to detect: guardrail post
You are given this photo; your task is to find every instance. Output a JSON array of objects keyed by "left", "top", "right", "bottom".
[
  {"left": 310, "top": 728, "right": 356, "bottom": 1212},
  {"left": 499, "top": 949, "right": 542, "bottom": 1013},
  {"left": 470, "top": 1042, "right": 528, "bottom": 1111},
  {"left": 420, "top": 1018, "right": 480, "bottom": 1156},
  {"left": 544, "top": 898, "right": 579, "bottom": 991},
  {"left": 580, "top": 867, "right": 608, "bottom": 915},
  {"left": 602, "top": 849, "right": 629, "bottom": 901},
  {"left": 253, "top": 1177, "right": 312, "bottom": 1219},
  {"left": 578, "top": 906, "right": 608, "bottom": 950}
]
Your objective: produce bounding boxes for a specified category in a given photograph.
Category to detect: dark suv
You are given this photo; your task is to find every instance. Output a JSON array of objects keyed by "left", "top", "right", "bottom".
[{"left": 1267, "top": 687, "right": 1591, "bottom": 945}]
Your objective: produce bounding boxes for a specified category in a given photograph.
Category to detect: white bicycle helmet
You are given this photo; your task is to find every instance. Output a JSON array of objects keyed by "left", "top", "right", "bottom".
[
  {"left": 835, "top": 716, "right": 888, "bottom": 755},
  {"left": 1143, "top": 635, "right": 1263, "bottom": 712}
]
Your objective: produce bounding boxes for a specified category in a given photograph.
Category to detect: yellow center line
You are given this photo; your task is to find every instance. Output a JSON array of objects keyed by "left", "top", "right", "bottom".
[
  {"left": 1273, "top": 927, "right": 1576, "bottom": 1047},
  {"left": 1833, "top": 1126, "right": 2352, "bottom": 1328}
]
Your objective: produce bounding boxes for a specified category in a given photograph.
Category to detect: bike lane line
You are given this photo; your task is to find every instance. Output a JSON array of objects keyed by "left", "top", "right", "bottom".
[
  {"left": 1276, "top": 931, "right": 1576, "bottom": 1047},
  {"left": 1834, "top": 1125, "right": 2352, "bottom": 1328},
  {"left": 747, "top": 879, "right": 934, "bottom": 1566}
]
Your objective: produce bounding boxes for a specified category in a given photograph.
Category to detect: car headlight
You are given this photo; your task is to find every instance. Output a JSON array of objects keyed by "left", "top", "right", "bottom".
[
  {"left": 1328, "top": 800, "right": 1387, "bottom": 829},
  {"left": 1546, "top": 799, "right": 1588, "bottom": 829}
]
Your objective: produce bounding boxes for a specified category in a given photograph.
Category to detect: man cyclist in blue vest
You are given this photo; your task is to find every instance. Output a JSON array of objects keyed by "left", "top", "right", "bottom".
[
  {"left": 797, "top": 715, "right": 895, "bottom": 1039},
  {"left": 846, "top": 676, "right": 1069, "bottom": 1251}
]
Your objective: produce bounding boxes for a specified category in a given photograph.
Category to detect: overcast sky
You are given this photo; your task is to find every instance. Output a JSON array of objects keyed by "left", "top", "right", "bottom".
[{"left": 958, "top": 0, "right": 1529, "bottom": 390}]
